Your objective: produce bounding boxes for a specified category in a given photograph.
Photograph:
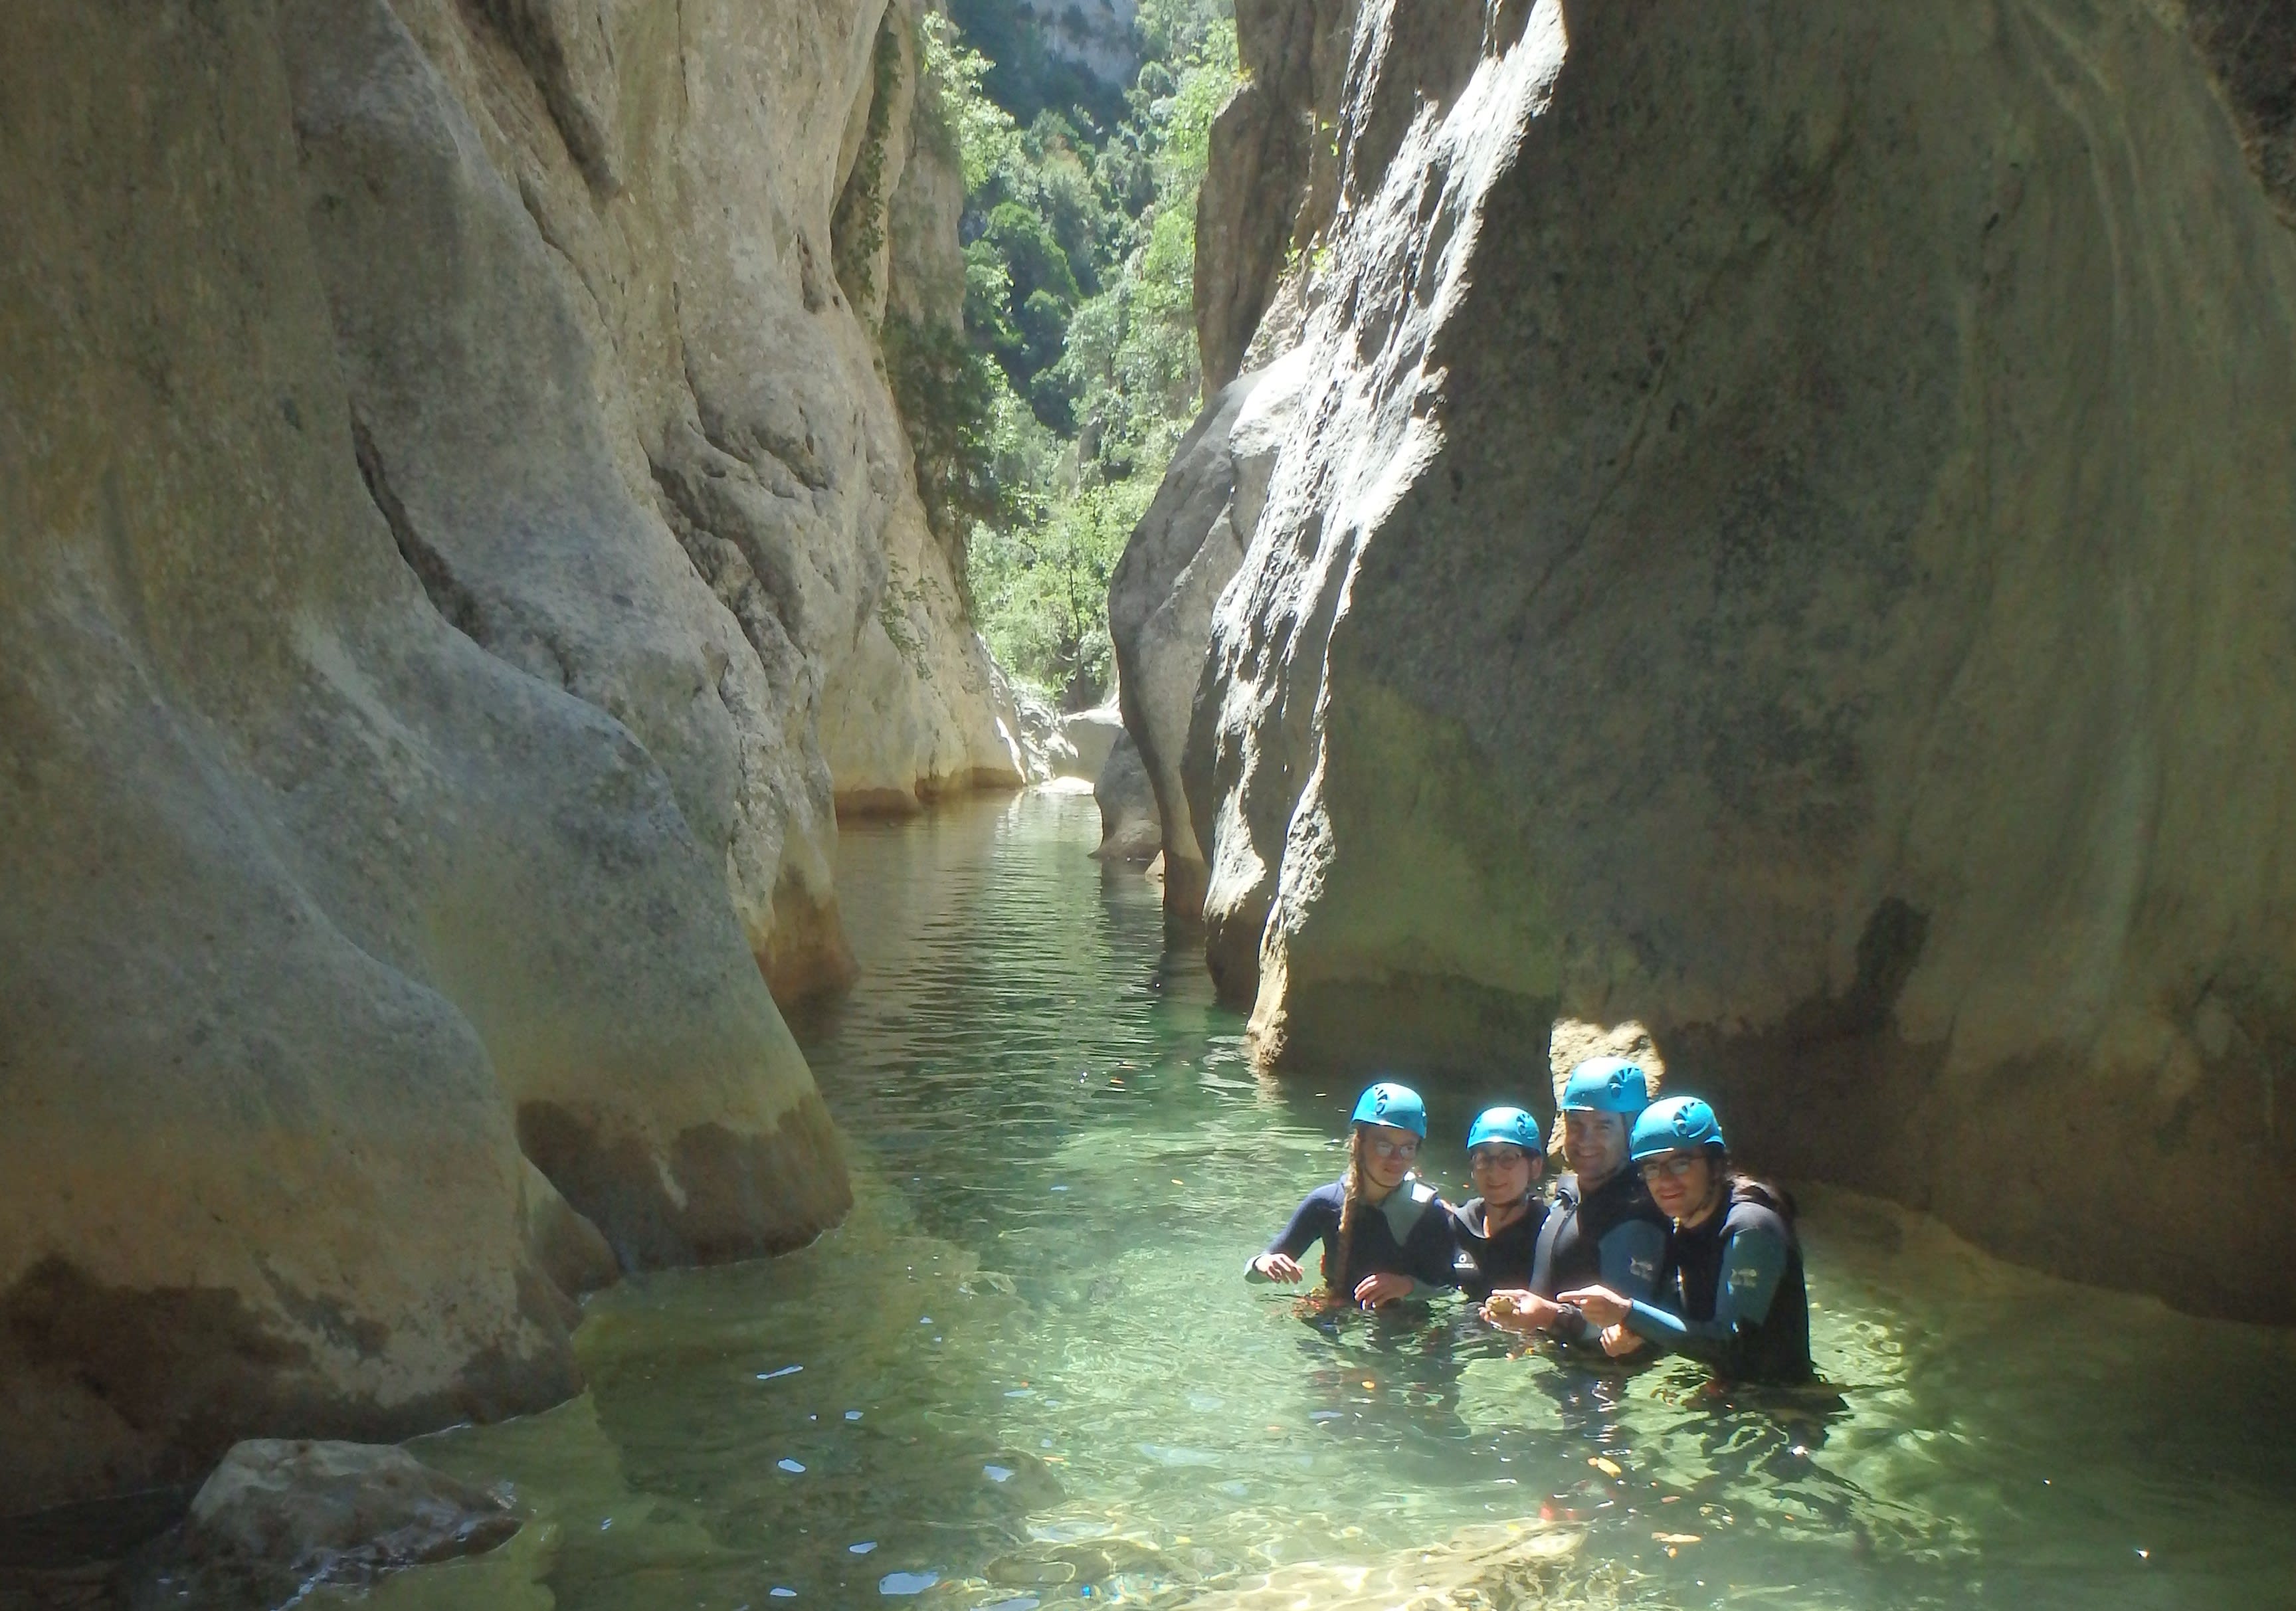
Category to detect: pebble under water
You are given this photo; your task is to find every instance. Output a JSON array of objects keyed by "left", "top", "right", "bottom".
[{"left": 353, "top": 792, "right": 2296, "bottom": 1611}]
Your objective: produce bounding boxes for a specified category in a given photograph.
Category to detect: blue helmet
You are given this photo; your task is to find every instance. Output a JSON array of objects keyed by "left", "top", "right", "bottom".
[
  {"left": 1630, "top": 1095, "right": 1727, "bottom": 1161},
  {"left": 1349, "top": 1080, "right": 1428, "bottom": 1138},
  {"left": 1466, "top": 1105, "right": 1541, "bottom": 1153},
  {"left": 1558, "top": 1056, "right": 1652, "bottom": 1116}
]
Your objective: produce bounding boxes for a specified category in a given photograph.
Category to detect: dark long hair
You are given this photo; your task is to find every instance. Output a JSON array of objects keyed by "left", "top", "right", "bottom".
[{"left": 1715, "top": 1151, "right": 1797, "bottom": 1227}]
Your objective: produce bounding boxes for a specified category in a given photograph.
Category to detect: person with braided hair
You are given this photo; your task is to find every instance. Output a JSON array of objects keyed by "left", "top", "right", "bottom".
[{"left": 1246, "top": 1082, "right": 1458, "bottom": 1309}]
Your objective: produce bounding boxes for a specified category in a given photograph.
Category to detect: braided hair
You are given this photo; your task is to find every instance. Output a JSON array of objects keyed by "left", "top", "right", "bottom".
[{"left": 1324, "top": 1127, "right": 1371, "bottom": 1298}]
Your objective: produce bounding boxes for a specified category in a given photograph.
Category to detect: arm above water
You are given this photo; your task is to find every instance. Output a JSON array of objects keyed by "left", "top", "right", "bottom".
[
  {"left": 1554, "top": 1218, "right": 1666, "bottom": 1344},
  {"left": 1622, "top": 1224, "right": 1790, "bottom": 1358},
  {"left": 1246, "top": 1187, "right": 1337, "bottom": 1283}
]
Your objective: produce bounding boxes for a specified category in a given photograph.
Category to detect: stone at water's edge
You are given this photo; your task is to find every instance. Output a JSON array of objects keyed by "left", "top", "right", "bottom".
[
  {"left": 1184, "top": 0, "right": 2296, "bottom": 1319},
  {"left": 0, "top": 0, "right": 1038, "bottom": 1512},
  {"left": 129, "top": 1440, "right": 519, "bottom": 1610}
]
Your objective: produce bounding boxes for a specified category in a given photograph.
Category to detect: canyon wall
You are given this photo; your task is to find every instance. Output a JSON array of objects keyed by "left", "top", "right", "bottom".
[
  {"left": 0, "top": 0, "right": 1016, "bottom": 1513},
  {"left": 1171, "top": 0, "right": 2296, "bottom": 1318}
]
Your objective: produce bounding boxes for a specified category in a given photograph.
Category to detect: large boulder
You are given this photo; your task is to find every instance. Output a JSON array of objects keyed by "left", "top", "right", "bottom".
[
  {"left": 1059, "top": 704, "right": 1125, "bottom": 782},
  {"left": 1185, "top": 0, "right": 2296, "bottom": 1317},
  {"left": 1109, "top": 348, "right": 1308, "bottom": 916}
]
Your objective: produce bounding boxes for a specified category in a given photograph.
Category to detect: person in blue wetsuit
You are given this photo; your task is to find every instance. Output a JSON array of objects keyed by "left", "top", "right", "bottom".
[
  {"left": 1248, "top": 1081, "right": 1456, "bottom": 1308},
  {"left": 1561, "top": 1095, "right": 1813, "bottom": 1384},
  {"left": 1481, "top": 1056, "right": 1666, "bottom": 1351},
  {"left": 1448, "top": 1106, "right": 1547, "bottom": 1301}
]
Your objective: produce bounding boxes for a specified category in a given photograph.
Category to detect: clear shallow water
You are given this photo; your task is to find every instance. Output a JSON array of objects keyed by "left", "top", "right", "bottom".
[{"left": 358, "top": 793, "right": 2296, "bottom": 1611}]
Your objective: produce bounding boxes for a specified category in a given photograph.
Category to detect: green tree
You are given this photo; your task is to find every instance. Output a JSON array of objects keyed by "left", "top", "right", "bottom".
[{"left": 908, "top": 1, "right": 1239, "bottom": 706}]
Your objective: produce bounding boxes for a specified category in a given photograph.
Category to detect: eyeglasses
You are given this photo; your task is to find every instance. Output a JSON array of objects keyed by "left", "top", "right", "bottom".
[
  {"left": 1469, "top": 1146, "right": 1528, "bottom": 1169},
  {"left": 1638, "top": 1153, "right": 1703, "bottom": 1181},
  {"left": 1365, "top": 1135, "right": 1421, "bottom": 1161}
]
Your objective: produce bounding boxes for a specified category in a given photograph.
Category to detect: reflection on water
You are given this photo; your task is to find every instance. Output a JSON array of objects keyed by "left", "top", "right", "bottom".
[{"left": 364, "top": 793, "right": 2296, "bottom": 1610}]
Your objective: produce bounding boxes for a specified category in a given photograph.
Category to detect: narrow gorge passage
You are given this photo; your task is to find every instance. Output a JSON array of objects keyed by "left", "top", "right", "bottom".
[{"left": 381, "top": 794, "right": 2296, "bottom": 1611}]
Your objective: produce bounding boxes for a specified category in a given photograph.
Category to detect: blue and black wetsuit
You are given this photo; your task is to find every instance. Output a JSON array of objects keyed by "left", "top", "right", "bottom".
[
  {"left": 1530, "top": 1169, "right": 1668, "bottom": 1345},
  {"left": 1624, "top": 1181, "right": 1811, "bottom": 1384},
  {"left": 1247, "top": 1177, "right": 1457, "bottom": 1297},
  {"left": 1448, "top": 1195, "right": 1547, "bottom": 1301}
]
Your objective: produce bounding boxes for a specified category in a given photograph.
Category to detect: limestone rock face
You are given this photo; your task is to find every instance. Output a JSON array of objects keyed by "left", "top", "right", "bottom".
[
  {"left": 0, "top": 0, "right": 1018, "bottom": 1513},
  {"left": 1110, "top": 349, "right": 1308, "bottom": 915},
  {"left": 1016, "top": 0, "right": 1142, "bottom": 94},
  {"left": 1185, "top": 0, "right": 2296, "bottom": 1317},
  {"left": 1195, "top": 0, "right": 1358, "bottom": 389}
]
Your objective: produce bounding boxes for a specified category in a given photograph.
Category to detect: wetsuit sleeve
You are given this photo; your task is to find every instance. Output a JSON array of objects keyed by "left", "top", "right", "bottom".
[
  {"left": 1600, "top": 1218, "right": 1666, "bottom": 1301},
  {"left": 1246, "top": 1190, "right": 1333, "bottom": 1281},
  {"left": 1623, "top": 1224, "right": 1790, "bottom": 1357},
  {"left": 1555, "top": 1218, "right": 1666, "bottom": 1344}
]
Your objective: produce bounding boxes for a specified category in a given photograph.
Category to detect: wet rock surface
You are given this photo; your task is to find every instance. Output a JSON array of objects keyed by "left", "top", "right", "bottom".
[
  {"left": 130, "top": 1440, "right": 518, "bottom": 1610},
  {"left": 1181, "top": 0, "right": 2296, "bottom": 1316}
]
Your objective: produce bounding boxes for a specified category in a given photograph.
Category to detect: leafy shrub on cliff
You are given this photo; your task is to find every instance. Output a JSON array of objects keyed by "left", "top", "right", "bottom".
[{"left": 969, "top": 478, "right": 1156, "bottom": 706}]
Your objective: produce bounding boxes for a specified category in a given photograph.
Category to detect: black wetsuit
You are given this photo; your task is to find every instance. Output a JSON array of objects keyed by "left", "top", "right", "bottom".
[
  {"left": 1625, "top": 1181, "right": 1812, "bottom": 1384},
  {"left": 1530, "top": 1169, "right": 1668, "bottom": 1344},
  {"left": 1248, "top": 1177, "right": 1456, "bottom": 1297},
  {"left": 1448, "top": 1194, "right": 1547, "bottom": 1301}
]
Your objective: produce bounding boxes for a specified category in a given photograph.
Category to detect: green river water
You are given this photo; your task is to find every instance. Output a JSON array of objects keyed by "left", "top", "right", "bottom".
[{"left": 351, "top": 792, "right": 2296, "bottom": 1611}]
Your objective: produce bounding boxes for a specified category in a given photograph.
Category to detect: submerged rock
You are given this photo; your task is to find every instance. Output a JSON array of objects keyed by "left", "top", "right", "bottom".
[
  {"left": 132, "top": 1440, "right": 518, "bottom": 1609},
  {"left": 1185, "top": 0, "right": 2296, "bottom": 1317},
  {"left": 1175, "top": 1521, "right": 1588, "bottom": 1610}
]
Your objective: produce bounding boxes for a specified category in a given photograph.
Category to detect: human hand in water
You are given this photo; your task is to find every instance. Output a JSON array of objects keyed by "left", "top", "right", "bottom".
[
  {"left": 1481, "top": 1289, "right": 1565, "bottom": 1333},
  {"left": 1353, "top": 1272, "right": 1416, "bottom": 1307},
  {"left": 1557, "top": 1285, "right": 1630, "bottom": 1327},
  {"left": 1252, "top": 1252, "right": 1306, "bottom": 1283},
  {"left": 1598, "top": 1323, "right": 1645, "bottom": 1358}
]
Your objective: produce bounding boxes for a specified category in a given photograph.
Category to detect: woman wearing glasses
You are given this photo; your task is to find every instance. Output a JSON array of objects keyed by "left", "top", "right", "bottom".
[
  {"left": 1246, "top": 1082, "right": 1456, "bottom": 1309},
  {"left": 1559, "top": 1095, "right": 1812, "bottom": 1383},
  {"left": 1448, "top": 1106, "right": 1548, "bottom": 1300}
]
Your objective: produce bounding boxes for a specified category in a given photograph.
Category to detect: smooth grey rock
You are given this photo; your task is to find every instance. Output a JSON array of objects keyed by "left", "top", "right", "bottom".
[
  {"left": 1058, "top": 705, "right": 1125, "bottom": 783},
  {"left": 1187, "top": 0, "right": 2296, "bottom": 1318},
  {"left": 134, "top": 1440, "right": 518, "bottom": 1609},
  {"left": 1110, "top": 348, "right": 1307, "bottom": 917},
  {"left": 1093, "top": 730, "right": 1163, "bottom": 862},
  {"left": 1195, "top": 0, "right": 1358, "bottom": 390}
]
